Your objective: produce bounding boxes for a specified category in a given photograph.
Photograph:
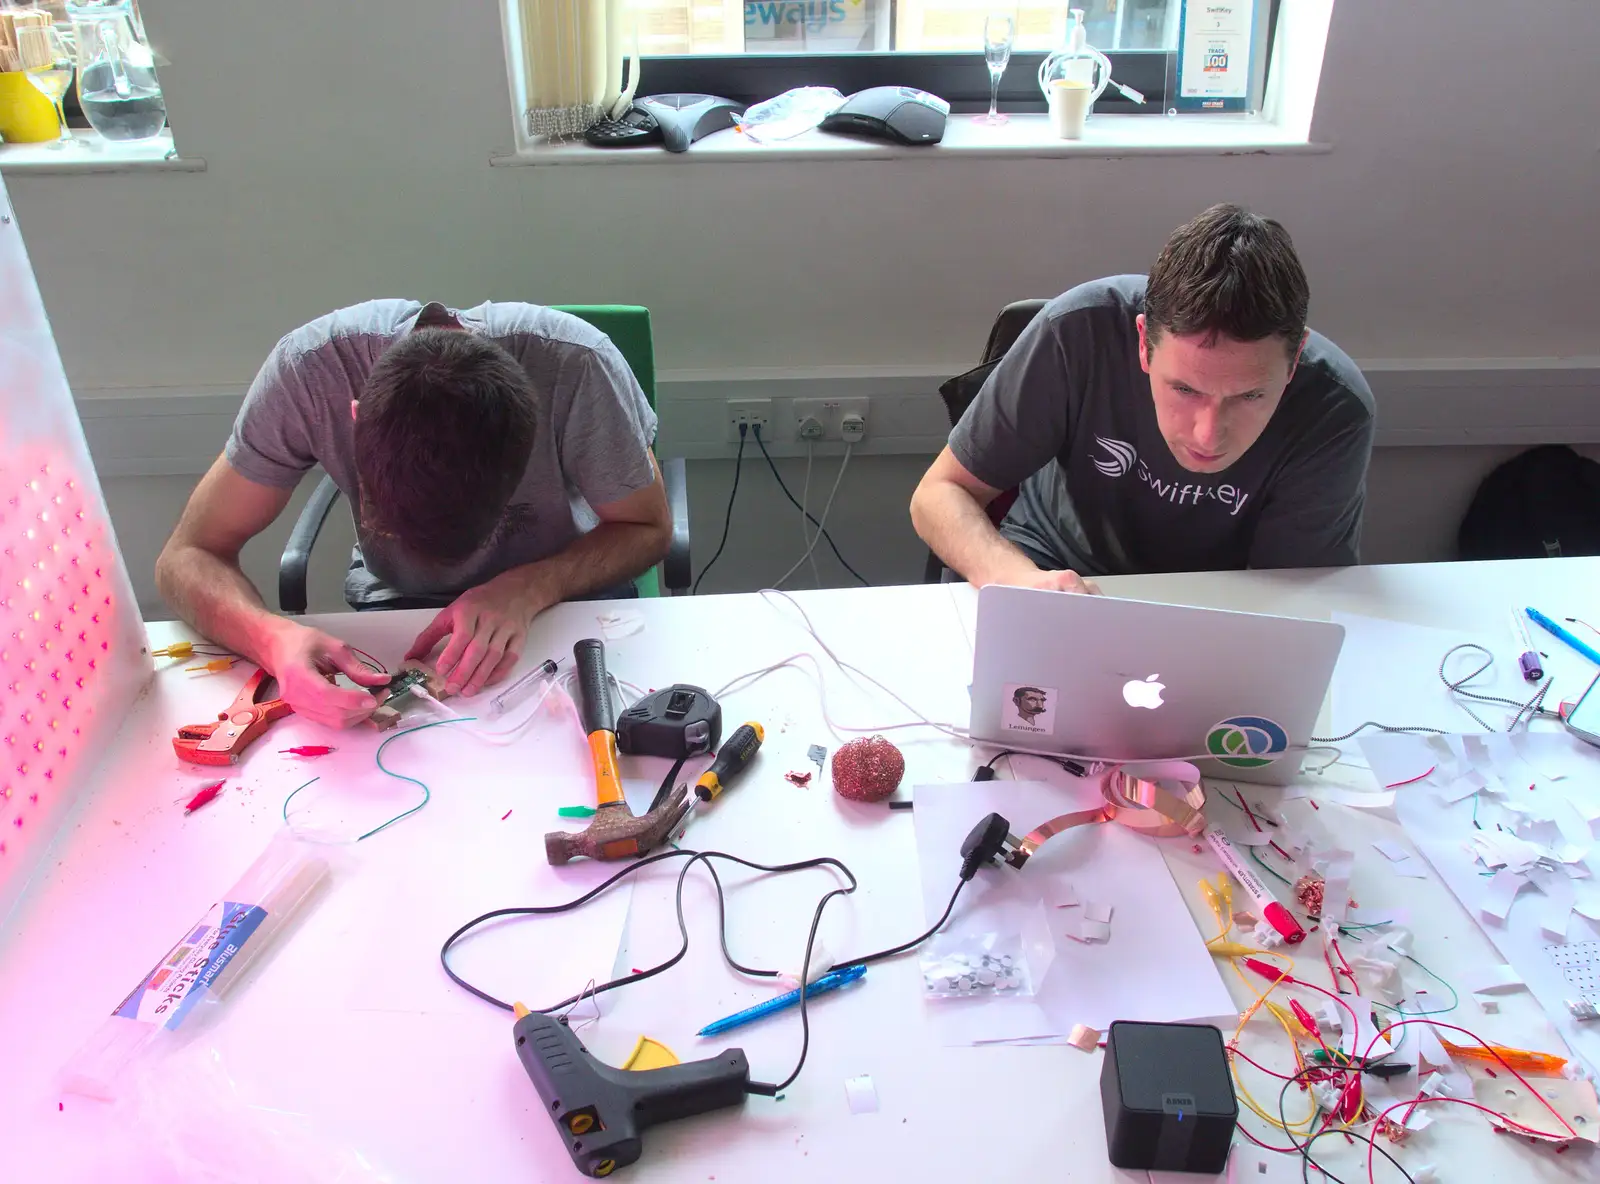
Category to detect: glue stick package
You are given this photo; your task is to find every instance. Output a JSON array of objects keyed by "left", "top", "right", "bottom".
[{"left": 62, "top": 832, "right": 330, "bottom": 1100}]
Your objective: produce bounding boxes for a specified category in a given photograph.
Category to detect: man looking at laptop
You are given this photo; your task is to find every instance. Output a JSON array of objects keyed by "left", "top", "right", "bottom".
[{"left": 910, "top": 204, "right": 1375, "bottom": 592}]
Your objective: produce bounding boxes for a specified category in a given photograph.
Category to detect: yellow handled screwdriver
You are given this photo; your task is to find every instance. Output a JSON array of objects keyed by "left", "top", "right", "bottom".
[{"left": 694, "top": 722, "right": 764, "bottom": 802}]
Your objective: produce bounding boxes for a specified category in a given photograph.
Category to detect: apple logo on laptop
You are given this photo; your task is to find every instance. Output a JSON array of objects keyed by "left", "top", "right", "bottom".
[{"left": 1122, "top": 674, "right": 1165, "bottom": 710}]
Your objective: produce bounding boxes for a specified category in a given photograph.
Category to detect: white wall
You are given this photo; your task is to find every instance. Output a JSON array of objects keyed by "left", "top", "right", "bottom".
[{"left": 8, "top": 0, "right": 1599, "bottom": 615}]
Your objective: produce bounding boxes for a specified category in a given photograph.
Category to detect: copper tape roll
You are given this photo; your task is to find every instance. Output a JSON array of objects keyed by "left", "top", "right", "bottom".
[{"left": 1018, "top": 761, "right": 1206, "bottom": 858}]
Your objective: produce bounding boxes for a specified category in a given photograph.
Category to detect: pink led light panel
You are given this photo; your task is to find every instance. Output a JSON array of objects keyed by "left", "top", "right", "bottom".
[{"left": 0, "top": 445, "right": 119, "bottom": 855}]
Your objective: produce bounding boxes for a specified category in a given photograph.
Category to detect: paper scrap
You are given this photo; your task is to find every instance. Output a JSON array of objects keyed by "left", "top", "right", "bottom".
[
  {"left": 1472, "top": 1076, "right": 1600, "bottom": 1144},
  {"left": 1065, "top": 918, "right": 1111, "bottom": 943},
  {"left": 1385, "top": 930, "right": 1415, "bottom": 958},
  {"left": 843, "top": 1074, "right": 879, "bottom": 1115},
  {"left": 1438, "top": 770, "right": 1488, "bottom": 804},
  {"left": 1413, "top": 1021, "right": 1451, "bottom": 1070},
  {"left": 1373, "top": 839, "right": 1412, "bottom": 863},
  {"left": 1393, "top": 857, "right": 1430, "bottom": 879},
  {"left": 1466, "top": 964, "right": 1526, "bottom": 996},
  {"left": 596, "top": 609, "right": 644, "bottom": 639},
  {"left": 1068, "top": 1023, "right": 1101, "bottom": 1052},
  {"left": 1053, "top": 882, "right": 1080, "bottom": 909},
  {"left": 1481, "top": 868, "right": 1529, "bottom": 922},
  {"left": 1528, "top": 866, "right": 1576, "bottom": 941},
  {"left": 1339, "top": 995, "right": 1393, "bottom": 1060},
  {"left": 1472, "top": 831, "right": 1544, "bottom": 874},
  {"left": 1084, "top": 902, "right": 1113, "bottom": 923}
]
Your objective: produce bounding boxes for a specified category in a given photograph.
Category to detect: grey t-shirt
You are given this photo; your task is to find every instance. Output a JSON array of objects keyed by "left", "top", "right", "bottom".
[
  {"left": 225, "top": 300, "right": 659, "bottom": 606},
  {"left": 949, "top": 276, "right": 1375, "bottom": 577}
]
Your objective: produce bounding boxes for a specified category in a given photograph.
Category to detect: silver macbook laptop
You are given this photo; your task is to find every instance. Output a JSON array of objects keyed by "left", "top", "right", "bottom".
[{"left": 969, "top": 586, "right": 1345, "bottom": 785}]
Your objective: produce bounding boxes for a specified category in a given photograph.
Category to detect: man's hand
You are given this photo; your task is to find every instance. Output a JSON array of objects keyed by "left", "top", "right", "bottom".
[
  {"left": 1009, "top": 568, "right": 1102, "bottom": 596},
  {"left": 406, "top": 567, "right": 553, "bottom": 697},
  {"left": 262, "top": 621, "right": 392, "bottom": 729}
]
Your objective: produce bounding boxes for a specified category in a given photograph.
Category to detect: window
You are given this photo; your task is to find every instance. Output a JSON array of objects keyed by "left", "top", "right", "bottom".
[{"left": 628, "top": 0, "right": 1199, "bottom": 111}]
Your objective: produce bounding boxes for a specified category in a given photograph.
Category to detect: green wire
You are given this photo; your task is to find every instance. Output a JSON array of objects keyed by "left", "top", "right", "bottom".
[
  {"left": 1249, "top": 845, "right": 1292, "bottom": 884},
  {"left": 281, "top": 776, "right": 320, "bottom": 822},
  {"left": 1371, "top": 952, "right": 1460, "bottom": 1017},
  {"left": 278, "top": 718, "right": 475, "bottom": 841},
  {"left": 361, "top": 717, "right": 476, "bottom": 841}
]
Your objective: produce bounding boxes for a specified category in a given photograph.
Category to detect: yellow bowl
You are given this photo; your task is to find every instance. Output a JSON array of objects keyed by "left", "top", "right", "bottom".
[{"left": 0, "top": 71, "right": 62, "bottom": 144}]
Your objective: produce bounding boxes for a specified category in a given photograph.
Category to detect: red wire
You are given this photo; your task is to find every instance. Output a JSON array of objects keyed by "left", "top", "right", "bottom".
[
  {"left": 1364, "top": 1095, "right": 1571, "bottom": 1183},
  {"left": 349, "top": 646, "right": 388, "bottom": 674},
  {"left": 1230, "top": 1045, "right": 1299, "bottom": 1081},
  {"left": 1280, "top": 970, "right": 1364, "bottom": 1038},
  {"left": 1383, "top": 764, "right": 1436, "bottom": 789},
  {"left": 1361, "top": 1019, "right": 1576, "bottom": 1139}
]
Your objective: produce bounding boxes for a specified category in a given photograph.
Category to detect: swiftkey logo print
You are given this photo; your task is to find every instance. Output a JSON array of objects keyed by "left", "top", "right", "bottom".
[
  {"left": 1205, "top": 715, "right": 1288, "bottom": 769},
  {"left": 1092, "top": 436, "right": 1137, "bottom": 477}
]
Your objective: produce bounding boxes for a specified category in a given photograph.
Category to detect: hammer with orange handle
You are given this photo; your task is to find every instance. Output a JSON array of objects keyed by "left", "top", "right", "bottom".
[{"left": 545, "top": 639, "right": 691, "bottom": 865}]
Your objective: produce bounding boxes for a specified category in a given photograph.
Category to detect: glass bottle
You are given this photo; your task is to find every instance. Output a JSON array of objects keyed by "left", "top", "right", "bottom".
[{"left": 66, "top": 0, "right": 167, "bottom": 142}]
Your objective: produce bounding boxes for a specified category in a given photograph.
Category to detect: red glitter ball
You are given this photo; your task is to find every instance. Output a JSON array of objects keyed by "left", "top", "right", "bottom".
[{"left": 831, "top": 736, "right": 905, "bottom": 802}]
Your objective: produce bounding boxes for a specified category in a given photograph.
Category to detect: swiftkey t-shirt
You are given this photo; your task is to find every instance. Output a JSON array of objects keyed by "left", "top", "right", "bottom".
[
  {"left": 225, "top": 300, "right": 658, "bottom": 607},
  {"left": 949, "top": 276, "right": 1375, "bottom": 576}
]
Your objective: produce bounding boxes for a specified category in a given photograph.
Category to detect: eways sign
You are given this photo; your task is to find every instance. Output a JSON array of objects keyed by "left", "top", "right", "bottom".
[{"left": 743, "top": 0, "right": 884, "bottom": 49}]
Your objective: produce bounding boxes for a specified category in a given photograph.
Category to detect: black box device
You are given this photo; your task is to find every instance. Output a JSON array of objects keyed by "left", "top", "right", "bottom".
[{"left": 1100, "top": 1021, "right": 1237, "bottom": 1173}]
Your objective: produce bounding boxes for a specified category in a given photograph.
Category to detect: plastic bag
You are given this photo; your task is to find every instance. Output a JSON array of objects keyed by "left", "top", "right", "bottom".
[
  {"left": 921, "top": 933, "right": 1034, "bottom": 998},
  {"left": 733, "top": 86, "right": 845, "bottom": 143}
]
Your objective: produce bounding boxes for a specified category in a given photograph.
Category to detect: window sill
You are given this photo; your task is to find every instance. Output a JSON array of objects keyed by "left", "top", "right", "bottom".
[
  {"left": 490, "top": 112, "right": 1328, "bottom": 167},
  {"left": 0, "top": 130, "right": 202, "bottom": 175}
]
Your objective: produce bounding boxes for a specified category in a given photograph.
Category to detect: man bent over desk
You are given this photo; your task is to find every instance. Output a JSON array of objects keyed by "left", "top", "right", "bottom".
[{"left": 156, "top": 301, "right": 671, "bottom": 728}]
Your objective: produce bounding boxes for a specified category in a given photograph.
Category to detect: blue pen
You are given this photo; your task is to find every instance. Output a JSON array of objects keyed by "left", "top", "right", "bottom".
[
  {"left": 697, "top": 964, "right": 866, "bottom": 1037},
  {"left": 1525, "top": 607, "right": 1600, "bottom": 668}
]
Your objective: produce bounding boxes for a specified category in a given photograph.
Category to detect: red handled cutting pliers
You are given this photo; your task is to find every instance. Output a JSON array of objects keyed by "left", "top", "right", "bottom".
[{"left": 173, "top": 667, "right": 295, "bottom": 766}]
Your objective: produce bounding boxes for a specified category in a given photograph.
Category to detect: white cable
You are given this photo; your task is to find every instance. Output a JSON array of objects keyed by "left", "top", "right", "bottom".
[
  {"left": 800, "top": 442, "right": 822, "bottom": 589},
  {"left": 775, "top": 445, "right": 851, "bottom": 590},
  {"left": 702, "top": 589, "right": 970, "bottom": 741}
]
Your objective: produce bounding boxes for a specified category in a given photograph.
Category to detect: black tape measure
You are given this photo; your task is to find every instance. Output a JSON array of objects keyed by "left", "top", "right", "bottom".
[{"left": 616, "top": 684, "right": 722, "bottom": 760}]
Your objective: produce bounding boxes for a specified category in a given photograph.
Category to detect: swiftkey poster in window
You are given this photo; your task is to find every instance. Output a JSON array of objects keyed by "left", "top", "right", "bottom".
[
  {"left": 1175, "top": 0, "right": 1256, "bottom": 112},
  {"left": 744, "top": 0, "right": 886, "bottom": 52}
]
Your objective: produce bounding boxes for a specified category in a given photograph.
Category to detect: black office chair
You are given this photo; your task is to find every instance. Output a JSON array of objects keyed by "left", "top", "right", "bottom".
[
  {"left": 922, "top": 298, "right": 1050, "bottom": 583},
  {"left": 277, "top": 305, "right": 690, "bottom": 614}
]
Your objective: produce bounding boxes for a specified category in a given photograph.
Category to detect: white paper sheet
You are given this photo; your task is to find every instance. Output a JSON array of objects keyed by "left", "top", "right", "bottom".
[
  {"left": 912, "top": 780, "right": 1235, "bottom": 1045},
  {"left": 1367, "top": 731, "right": 1600, "bottom": 1075},
  {"left": 1331, "top": 612, "right": 1592, "bottom": 738}
]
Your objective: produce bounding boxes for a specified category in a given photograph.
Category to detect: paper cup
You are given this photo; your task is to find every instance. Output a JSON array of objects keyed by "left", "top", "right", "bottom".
[{"left": 1048, "top": 79, "right": 1093, "bottom": 141}]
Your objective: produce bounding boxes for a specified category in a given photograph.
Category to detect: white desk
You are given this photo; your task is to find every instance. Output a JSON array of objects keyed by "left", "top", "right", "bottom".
[{"left": 2, "top": 560, "right": 1598, "bottom": 1183}]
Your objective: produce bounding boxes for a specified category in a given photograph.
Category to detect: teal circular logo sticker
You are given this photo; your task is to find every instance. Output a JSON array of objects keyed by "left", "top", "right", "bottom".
[{"left": 1205, "top": 716, "right": 1288, "bottom": 768}]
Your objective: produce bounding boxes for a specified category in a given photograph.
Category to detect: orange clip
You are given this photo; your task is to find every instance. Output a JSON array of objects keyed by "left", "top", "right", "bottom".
[{"left": 173, "top": 668, "right": 294, "bottom": 766}]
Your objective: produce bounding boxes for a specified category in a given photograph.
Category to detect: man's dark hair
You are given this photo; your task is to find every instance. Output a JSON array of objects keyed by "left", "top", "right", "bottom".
[
  {"left": 353, "top": 329, "right": 537, "bottom": 563},
  {"left": 1145, "top": 203, "right": 1309, "bottom": 354},
  {"left": 1013, "top": 686, "right": 1046, "bottom": 704}
]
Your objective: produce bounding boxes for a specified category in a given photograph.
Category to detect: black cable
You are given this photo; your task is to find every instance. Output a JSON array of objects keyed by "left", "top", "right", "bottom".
[
  {"left": 693, "top": 424, "right": 746, "bottom": 595},
  {"left": 831, "top": 878, "right": 968, "bottom": 969},
  {"left": 977, "top": 749, "right": 1088, "bottom": 779},
  {"left": 1275, "top": 1065, "right": 1417, "bottom": 1184},
  {"left": 439, "top": 849, "right": 969, "bottom": 1094},
  {"left": 750, "top": 426, "right": 870, "bottom": 587}
]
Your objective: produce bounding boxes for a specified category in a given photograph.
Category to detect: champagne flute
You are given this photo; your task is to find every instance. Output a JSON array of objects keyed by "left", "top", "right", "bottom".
[
  {"left": 977, "top": 12, "right": 1016, "bottom": 127},
  {"left": 19, "top": 25, "right": 77, "bottom": 149}
]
